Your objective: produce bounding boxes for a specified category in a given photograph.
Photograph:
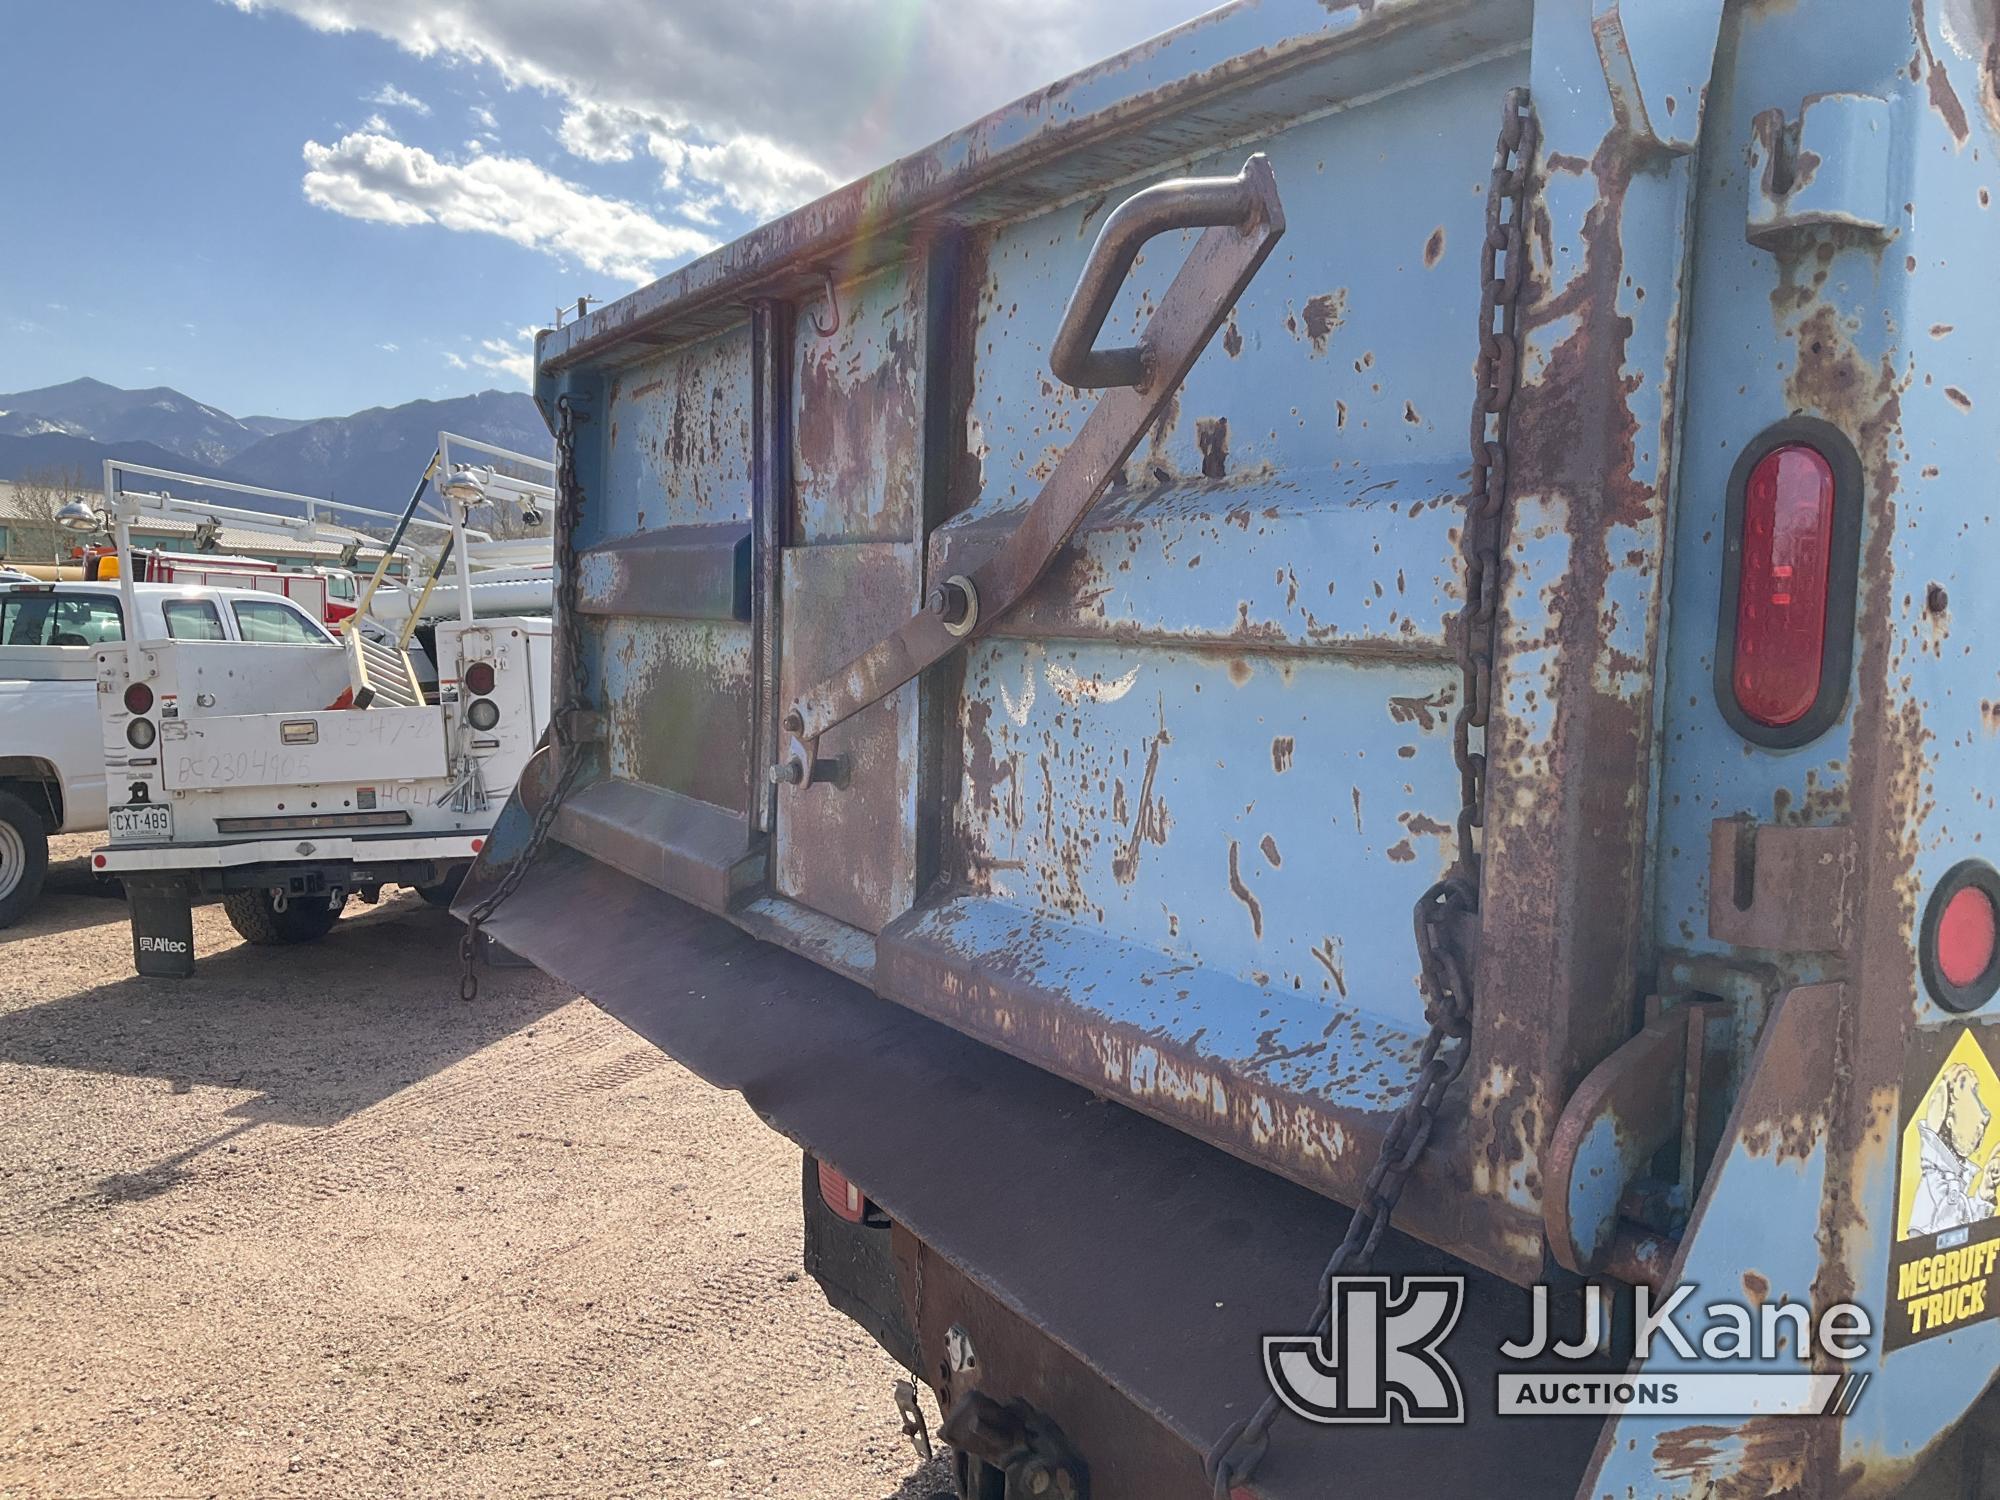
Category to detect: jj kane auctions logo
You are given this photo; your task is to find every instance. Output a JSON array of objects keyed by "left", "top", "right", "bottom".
[{"left": 1264, "top": 1278, "right": 1874, "bottom": 1423}]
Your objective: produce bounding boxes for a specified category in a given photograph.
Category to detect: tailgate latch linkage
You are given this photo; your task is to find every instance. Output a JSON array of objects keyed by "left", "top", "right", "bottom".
[{"left": 773, "top": 156, "right": 1287, "bottom": 791}]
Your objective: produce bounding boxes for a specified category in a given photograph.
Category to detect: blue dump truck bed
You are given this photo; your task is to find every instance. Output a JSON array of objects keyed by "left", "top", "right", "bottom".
[{"left": 460, "top": 1, "right": 2000, "bottom": 1493}]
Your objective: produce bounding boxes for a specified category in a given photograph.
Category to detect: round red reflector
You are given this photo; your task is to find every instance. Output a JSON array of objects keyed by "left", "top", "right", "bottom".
[
  {"left": 1939, "top": 886, "right": 1999, "bottom": 991},
  {"left": 464, "top": 661, "right": 496, "bottom": 696},
  {"left": 470, "top": 838, "right": 484, "bottom": 853},
  {"left": 93, "top": 854, "right": 107, "bottom": 868},
  {"left": 1924, "top": 863, "right": 2000, "bottom": 1012},
  {"left": 123, "top": 682, "right": 154, "bottom": 715}
]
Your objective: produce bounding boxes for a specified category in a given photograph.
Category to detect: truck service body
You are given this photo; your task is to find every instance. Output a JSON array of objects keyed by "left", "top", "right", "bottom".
[
  {"left": 458, "top": 1, "right": 2000, "bottom": 1494},
  {"left": 93, "top": 444, "right": 555, "bottom": 975},
  {"left": 0, "top": 580, "right": 331, "bottom": 927}
]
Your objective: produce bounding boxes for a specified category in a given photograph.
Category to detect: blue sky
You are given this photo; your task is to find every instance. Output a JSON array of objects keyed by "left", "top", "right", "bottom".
[{"left": 0, "top": 1, "right": 1199, "bottom": 422}]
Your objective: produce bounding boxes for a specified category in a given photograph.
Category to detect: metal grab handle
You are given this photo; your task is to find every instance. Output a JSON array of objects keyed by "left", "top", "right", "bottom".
[
  {"left": 1050, "top": 155, "right": 1280, "bottom": 390},
  {"left": 776, "top": 153, "right": 1285, "bottom": 786}
]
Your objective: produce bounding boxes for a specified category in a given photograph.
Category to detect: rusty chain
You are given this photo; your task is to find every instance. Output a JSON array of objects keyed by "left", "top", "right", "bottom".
[
  {"left": 458, "top": 393, "right": 591, "bottom": 1002},
  {"left": 1205, "top": 88, "right": 1536, "bottom": 1499}
]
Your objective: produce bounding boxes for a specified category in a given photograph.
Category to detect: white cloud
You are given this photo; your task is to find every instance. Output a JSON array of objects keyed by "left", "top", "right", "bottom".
[
  {"left": 300, "top": 130, "right": 716, "bottom": 283},
  {"left": 556, "top": 101, "right": 642, "bottom": 164},
  {"left": 473, "top": 325, "right": 538, "bottom": 385},
  {"left": 442, "top": 326, "right": 537, "bottom": 387},
  {"left": 378, "top": 341, "right": 399, "bottom": 352},
  {"left": 231, "top": 0, "right": 1208, "bottom": 199},
  {"left": 361, "top": 112, "right": 393, "bottom": 133},
  {"left": 647, "top": 130, "right": 837, "bottom": 223},
  {"left": 470, "top": 104, "right": 497, "bottom": 129},
  {"left": 367, "top": 82, "right": 431, "bottom": 115}
]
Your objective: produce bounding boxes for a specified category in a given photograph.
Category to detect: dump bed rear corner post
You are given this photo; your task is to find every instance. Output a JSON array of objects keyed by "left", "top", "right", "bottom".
[
  {"left": 1471, "top": 0, "right": 1721, "bottom": 1245},
  {"left": 749, "top": 296, "right": 795, "bottom": 838}
]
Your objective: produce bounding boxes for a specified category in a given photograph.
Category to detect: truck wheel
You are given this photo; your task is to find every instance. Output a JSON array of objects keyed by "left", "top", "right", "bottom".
[
  {"left": 222, "top": 888, "right": 346, "bottom": 945},
  {"left": 415, "top": 868, "right": 466, "bottom": 909},
  {"left": 0, "top": 791, "right": 51, "bottom": 930}
]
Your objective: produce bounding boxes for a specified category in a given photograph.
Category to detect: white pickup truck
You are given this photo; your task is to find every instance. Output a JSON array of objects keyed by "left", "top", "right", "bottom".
[{"left": 0, "top": 580, "right": 335, "bottom": 927}]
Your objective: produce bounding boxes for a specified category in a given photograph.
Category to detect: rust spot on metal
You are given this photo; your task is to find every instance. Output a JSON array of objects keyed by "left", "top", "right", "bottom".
[
  {"left": 1310, "top": 938, "right": 1348, "bottom": 998},
  {"left": 1914, "top": 0, "right": 1972, "bottom": 145},
  {"left": 1259, "top": 833, "right": 1282, "bottom": 869},
  {"left": 1388, "top": 687, "right": 1452, "bottom": 731},
  {"left": 1742, "top": 1270, "right": 1770, "bottom": 1306},
  {"left": 1945, "top": 385, "right": 1973, "bottom": 409},
  {"left": 1270, "top": 736, "right": 1294, "bottom": 773},
  {"left": 1386, "top": 839, "right": 1416, "bottom": 863},
  {"left": 1227, "top": 840, "right": 1263, "bottom": 938},
  {"left": 1299, "top": 290, "right": 1347, "bottom": 354},
  {"left": 1196, "top": 415, "right": 1229, "bottom": 478},
  {"left": 1110, "top": 716, "right": 1172, "bottom": 886},
  {"left": 1652, "top": 1419, "right": 1808, "bottom": 1499},
  {"left": 1222, "top": 316, "right": 1243, "bottom": 358},
  {"left": 1403, "top": 400, "right": 1422, "bottom": 425},
  {"left": 1227, "top": 657, "right": 1252, "bottom": 686},
  {"left": 1424, "top": 226, "right": 1446, "bottom": 267}
]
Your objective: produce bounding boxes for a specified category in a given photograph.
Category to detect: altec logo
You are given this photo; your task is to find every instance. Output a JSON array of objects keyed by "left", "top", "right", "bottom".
[{"left": 138, "top": 936, "right": 189, "bottom": 954}]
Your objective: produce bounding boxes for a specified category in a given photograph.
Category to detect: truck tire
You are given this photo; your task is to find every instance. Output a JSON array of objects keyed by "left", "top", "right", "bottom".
[
  {"left": 222, "top": 888, "right": 346, "bottom": 945},
  {"left": 0, "top": 790, "right": 51, "bottom": 930},
  {"left": 415, "top": 867, "right": 466, "bottom": 909}
]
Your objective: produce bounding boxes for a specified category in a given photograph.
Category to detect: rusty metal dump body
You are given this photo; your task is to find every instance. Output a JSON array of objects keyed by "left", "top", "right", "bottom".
[{"left": 466, "top": 0, "right": 2000, "bottom": 1493}]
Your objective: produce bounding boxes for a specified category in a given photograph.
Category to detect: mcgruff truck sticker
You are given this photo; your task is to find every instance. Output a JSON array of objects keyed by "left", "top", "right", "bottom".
[{"left": 1888, "top": 1023, "right": 2000, "bottom": 1350}]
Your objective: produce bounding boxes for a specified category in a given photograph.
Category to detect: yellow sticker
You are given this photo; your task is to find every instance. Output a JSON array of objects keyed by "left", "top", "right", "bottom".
[{"left": 1888, "top": 1025, "right": 2000, "bottom": 1350}]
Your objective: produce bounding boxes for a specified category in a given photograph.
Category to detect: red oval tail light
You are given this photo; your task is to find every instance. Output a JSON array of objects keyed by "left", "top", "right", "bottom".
[
  {"left": 124, "top": 682, "right": 154, "bottom": 715},
  {"left": 464, "top": 661, "right": 496, "bottom": 696},
  {"left": 1732, "top": 443, "right": 1835, "bottom": 729}
]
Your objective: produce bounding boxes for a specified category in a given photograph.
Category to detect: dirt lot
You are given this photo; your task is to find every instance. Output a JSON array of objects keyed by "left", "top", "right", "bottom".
[{"left": 0, "top": 836, "right": 953, "bottom": 1500}]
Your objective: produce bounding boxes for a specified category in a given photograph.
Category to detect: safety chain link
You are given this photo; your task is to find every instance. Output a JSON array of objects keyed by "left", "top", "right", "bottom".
[
  {"left": 458, "top": 393, "right": 591, "bottom": 1001},
  {"left": 1205, "top": 88, "right": 1536, "bottom": 1499}
]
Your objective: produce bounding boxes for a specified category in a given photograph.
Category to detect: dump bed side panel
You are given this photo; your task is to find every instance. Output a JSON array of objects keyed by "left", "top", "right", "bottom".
[{"left": 519, "top": 0, "right": 1714, "bottom": 1287}]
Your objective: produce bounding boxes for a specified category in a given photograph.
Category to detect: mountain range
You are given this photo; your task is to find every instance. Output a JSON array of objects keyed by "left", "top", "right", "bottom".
[{"left": 0, "top": 377, "right": 548, "bottom": 510}]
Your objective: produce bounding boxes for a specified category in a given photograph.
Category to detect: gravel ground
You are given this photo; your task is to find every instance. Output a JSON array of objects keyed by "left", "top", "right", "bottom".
[{"left": 1, "top": 836, "right": 954, "bottom": 1500}]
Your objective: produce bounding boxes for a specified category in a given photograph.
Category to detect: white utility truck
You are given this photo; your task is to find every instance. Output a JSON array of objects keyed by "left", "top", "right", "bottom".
[
  {"left": 0, "top": 579, "right": 329, "bottom": 927},
  {"left": 88, "top": 438, "right": 555, "bottom": 975}
]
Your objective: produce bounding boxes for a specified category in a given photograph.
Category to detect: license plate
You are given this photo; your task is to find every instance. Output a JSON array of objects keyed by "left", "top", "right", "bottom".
[{"left": 110, "top": 804, "right": 172, "bottom": 840}]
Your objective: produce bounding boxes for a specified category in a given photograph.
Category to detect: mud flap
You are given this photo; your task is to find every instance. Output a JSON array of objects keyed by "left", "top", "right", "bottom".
[{"left": 125, "top": 878, "right": 195, "bottom": 978}]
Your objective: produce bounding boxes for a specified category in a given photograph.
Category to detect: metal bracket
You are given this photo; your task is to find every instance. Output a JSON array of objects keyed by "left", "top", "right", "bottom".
[
  {"left": 1546, "top": 999, "right": 1724, "bottom": 1276},
  {"left": 772, "top": 155, "right": 1285, "bottom": 789},
  {"left": 1591, "top": 0, "right": 1725, "bottom": 156},
  {"left": 941, "top": 1390, "right": 1088, "bottom": 1500},
  {"left": 1747, "top": 94, "right": 1895, "bottom": 250},
  {"left": 1708, "top": 816, "right": 1858, "bottom": 952}
]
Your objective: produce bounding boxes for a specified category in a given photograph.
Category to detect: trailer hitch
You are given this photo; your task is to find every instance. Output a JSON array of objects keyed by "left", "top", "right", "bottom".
[
  {"left": 774, "top": 155, "right": 1286, "bottom": 789},
  {"left": 941, "top": 1390, "right": 1088, "bottom": 1500}
]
